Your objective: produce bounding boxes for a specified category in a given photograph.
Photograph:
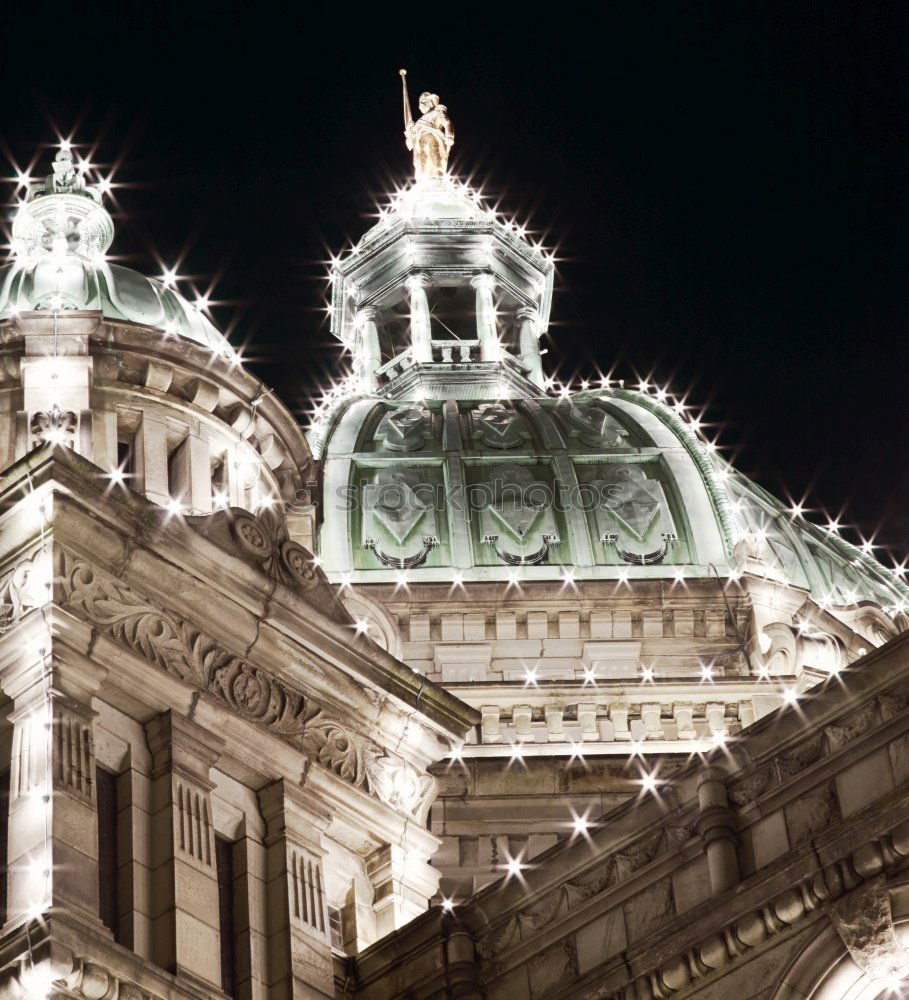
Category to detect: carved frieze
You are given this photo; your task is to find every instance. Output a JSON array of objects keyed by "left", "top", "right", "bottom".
[
  {"left": 57, "top": 552, "right": 434, "bottom": 819},
  {"left": 478, "top": 462, "right": 559, "bottom": 566},
  {"left": 187, "top": 508, "right": 349, "bottom": 623}
]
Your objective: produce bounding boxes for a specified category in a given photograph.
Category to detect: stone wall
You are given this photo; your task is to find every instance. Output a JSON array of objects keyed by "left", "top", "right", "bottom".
[{"left": 350, "top": 630, "right": 909, "bottom": 999}]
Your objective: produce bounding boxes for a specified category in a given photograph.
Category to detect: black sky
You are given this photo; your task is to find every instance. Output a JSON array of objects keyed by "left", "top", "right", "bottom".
[{"left": 1, "top": 1, "right": 907, "bottom": 564}]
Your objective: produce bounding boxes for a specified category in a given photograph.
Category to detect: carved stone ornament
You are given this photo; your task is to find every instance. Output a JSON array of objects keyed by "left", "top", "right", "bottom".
[
  {"left": 30, "top": 405, "right": 77, "bottom": 448},
  {"left": 57, "top": 551, "right": 434, "bottom": 819},
  {"left": 2, "top": 945, "right": 152, "bottom": 999},
  {"left": 479, "top": 826, "right": 674, "bottom": 959},
  {"left": 830, "top": 876, "right": 909, "bottom": 982},
  {"left": 475, "top": 403, "right": 524, "bottom": 449},
  {"left": 362, "top": 467, "right": 438, "bottom": 568},
  {"left": 589, "top": 464, "right": 677, "bottom": 564},
  {"left": 0, "top": 549, "right": 51, "bottom": 633},
  {"left": 558, "top": 399, "right": 629, "bottom": 448},
  {"left": 375, "top": 406, "right": 429, "bottom": 453},
  {"left": 479, "top": 463, "right": 560, "bottom": 566},
  {"left": 186, "top": 507, "right": 349, "bottom": 624}
]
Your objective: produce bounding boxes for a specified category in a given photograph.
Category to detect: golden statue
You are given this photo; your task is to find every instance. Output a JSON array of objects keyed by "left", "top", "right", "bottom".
[{"left": 399, "top": 69, "right": 455, "bottom": 178}]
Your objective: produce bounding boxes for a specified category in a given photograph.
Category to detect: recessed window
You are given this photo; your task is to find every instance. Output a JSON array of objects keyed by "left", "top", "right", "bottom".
[
  {"left": 215, "top": 836, "right": 238, "bottom": 998},
  {"left": 95, "top": 766, "right": 120, "bottom": 940}
]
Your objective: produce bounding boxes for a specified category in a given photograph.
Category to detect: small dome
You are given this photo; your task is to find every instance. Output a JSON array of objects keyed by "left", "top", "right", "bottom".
[
  {"left": 0, "top": 258, "right": 234, "bottom": 358},
  {"left": 317, "top": 388, "right": 908, "bottom": 615},
  {"left": 0, "top": 154, "right": 235, "bottom": 359}
]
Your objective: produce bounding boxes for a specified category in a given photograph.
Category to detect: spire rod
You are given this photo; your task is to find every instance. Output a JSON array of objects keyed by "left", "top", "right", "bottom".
[{"left": 399, "top": 68, "right": 414, "bottom": 135}]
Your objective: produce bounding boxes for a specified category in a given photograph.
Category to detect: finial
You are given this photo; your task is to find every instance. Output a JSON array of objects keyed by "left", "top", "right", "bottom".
[
  {"left": 399, "top": 69, "right": 455, "bottom": 179},
  {"left": 12, "top": 147, "right": 112, "bottom": 261},
  {"left": 28, "top": 147, "right": 101, "bottom": 204}
]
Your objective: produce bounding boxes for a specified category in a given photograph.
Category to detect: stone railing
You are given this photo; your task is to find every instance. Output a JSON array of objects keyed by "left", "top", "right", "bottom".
[
  {"left": 431, "top": 339, "right": 480, "bottom": 363},
  {"left": 460, "top": 689, "right": 783, "bottom": 754}
]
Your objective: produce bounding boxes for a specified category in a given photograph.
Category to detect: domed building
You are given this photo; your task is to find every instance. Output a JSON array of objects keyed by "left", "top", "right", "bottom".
[
  {"left": 0, "top": 149, "right": 477, "bottom": 998},
  {"left": 313, "top": 168, "right": 909, "bottom": 904},
  {"left": 0, "top": 111, "right": 907, "bottom": 1000}
]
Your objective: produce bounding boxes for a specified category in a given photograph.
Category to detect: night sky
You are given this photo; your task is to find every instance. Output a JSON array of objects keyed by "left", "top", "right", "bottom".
[{"left": 1, "top": 2, "right": 906, "bottom": 565}]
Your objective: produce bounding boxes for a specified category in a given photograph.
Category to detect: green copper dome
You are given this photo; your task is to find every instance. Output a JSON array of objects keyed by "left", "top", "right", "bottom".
[{"left": 0, "top": 150, "right": 234, "bottom": 359}]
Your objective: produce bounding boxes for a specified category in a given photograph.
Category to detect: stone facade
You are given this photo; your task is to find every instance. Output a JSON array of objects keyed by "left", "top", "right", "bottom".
[
  {"left": 314, "top": 177, "right": 909, "bottom": 911},
  {"left": 351, "top": 631, "right": 909, "bottom": 998},
  {"left": 0, "top": 442, "right": 474, "bottom": 998},
  {"left": 0, "top": 147, "right": 905, "bottom": 1000}
]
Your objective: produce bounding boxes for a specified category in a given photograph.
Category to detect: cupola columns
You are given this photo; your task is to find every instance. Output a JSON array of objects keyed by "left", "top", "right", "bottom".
[
  {"left": 471, "top": 273, "right": 500, "bottom": 362},
  {"left": 516, "top": 306, "right": 545, "bottom": 387},
  {"left": 355, "top": 306, "right": 382, "bottom": 390},
  {"left": 407, "top": 274, "right": 433, "bottom": 363}
]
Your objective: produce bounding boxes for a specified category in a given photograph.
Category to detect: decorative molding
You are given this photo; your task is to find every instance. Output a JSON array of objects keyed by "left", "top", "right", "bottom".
[
  {"left": 478, "top": 823, "right": 694, "bottom": 960},
  {"left": 291, "top": 848, "right": 329, "bottom": 938},
  {"left": 186, "top": 508, "right": 350, "bottom": 624},
  {"left": 578, "top": 820, "right": 909, "bottom": 1000},
  {"left": 829, "top": 875, "right": 909, "bottom": 982},
  {"left": 3, "top": 946, "right": 153, "bottom": 999},
  {"left": 176, "top": 782, "right": 213, "bottom": 867},
  {"left": 0, "top": 550, "right": 50, "bottom": 634},
  {"left": 57, "top": 551, "right": 433, "bottom": 819},
  {"left": 53, "top": 707, "right": 94, "bottom": 802}
]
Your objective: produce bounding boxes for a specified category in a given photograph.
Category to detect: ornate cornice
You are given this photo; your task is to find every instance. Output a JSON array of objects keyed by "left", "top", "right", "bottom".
[
  {"left": 56, "top": 550, "right": 434, "bottom": 819},
  {"left": 185, "top": 506, "right": 349, "bottom": 623}
]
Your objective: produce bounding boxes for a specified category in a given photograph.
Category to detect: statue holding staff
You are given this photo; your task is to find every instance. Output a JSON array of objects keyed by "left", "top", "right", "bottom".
[{"left": 399, "top": 69, "right": 455, "bottom": 178}]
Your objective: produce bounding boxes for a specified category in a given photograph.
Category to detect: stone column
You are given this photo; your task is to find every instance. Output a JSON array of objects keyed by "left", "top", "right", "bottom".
[
  {"left": 355, "top": 307, "right": 382, "bottom": 391},
  {"left": 168, "top": 434, "right": 212, "bottom": 514},
  {"left": 258, "top": 778, "right": 334, "bottom": 999},
  {"left": 407, "top": 275, "right": 433, "bottom": 363},
  {"left": 516, "top": 306, "right": 544, "bottom": 386},
  {"left": 144, "top": 711, "right": 224, "bottom": 988},
  {"left": 1, "top": 615, "right": 109, "bottom": 933},
  {"left": 134, "top": 412, "right": 170, "bottom": 506},
  {"left": 471, "top": 274, "right": 500, "bottom": 362},
  {"left": 696, "top": 766, "right": 739, "bottom": 893}
]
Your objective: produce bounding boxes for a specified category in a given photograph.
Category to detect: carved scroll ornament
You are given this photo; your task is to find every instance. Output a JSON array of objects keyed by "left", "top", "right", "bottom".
[{"left": 57, "top": 552, "right": 433, "bottom": 819}]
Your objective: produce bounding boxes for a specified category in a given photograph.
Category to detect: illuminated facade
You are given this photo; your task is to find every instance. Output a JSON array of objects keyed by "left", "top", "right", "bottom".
[
  {"left": 0, "top": 154, "right": 477, "bottom": 998},
  {"left": 314, "top": 172, "right": 909, "bottom": 909},
  {"left": 0, "top": 105, "right": 906, "bottom": 1000}
]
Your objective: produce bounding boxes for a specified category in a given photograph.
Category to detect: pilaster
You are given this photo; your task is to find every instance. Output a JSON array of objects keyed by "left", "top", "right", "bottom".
[
  {"left": 0, "top": 613, "right": 108, "bottom": 935},
  {"left": 144, "top": 710, "right": 224, "bottom": 987},
  {"left": 258, "top": 778, "right": 334, "bottom": 999}
]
